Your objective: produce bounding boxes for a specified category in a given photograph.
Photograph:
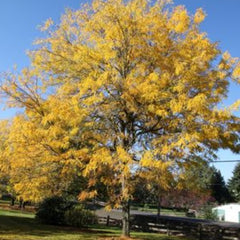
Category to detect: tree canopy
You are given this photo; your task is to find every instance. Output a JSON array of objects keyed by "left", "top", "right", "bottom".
[{"left": 0, "top": 0, "right": 240, "bottom": 236}]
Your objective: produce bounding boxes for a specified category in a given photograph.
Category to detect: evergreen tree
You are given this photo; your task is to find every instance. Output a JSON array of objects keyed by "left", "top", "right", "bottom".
[
  {"left": 210, "top": 167, "right": 232, "bottom": 204},
  {"left": 228, "top": 163, "right": 240, "bottom": 202}
]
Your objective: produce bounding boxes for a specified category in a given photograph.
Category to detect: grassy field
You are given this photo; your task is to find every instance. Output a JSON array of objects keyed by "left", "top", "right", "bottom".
[
  {"left": 0, "top": 208, "right": 192, "bottom": 240},
  {"left": 130, "top": 205, "right": 186, "bottom": 217},
  {"left": 136, "top": 208, "right": 186, "bottom": 217}
]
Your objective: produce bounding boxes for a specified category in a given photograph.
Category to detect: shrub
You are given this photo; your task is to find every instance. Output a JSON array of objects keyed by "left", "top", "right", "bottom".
[
  {"left": 65, "top": 206, "right": 98, "bottom": 227},
  {"left": 202, "top": 205, "right": 218, "bottom": 220},
  {"left": 36, "top": 196, "right": 75, "bottom": 225}
]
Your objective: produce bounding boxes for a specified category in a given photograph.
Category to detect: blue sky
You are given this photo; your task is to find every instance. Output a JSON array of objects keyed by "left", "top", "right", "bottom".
[
  {"left": 0, "top": 0, "right": 239, "bottom": 181},
  {"left": 174, "top": 0, "right": 240, "bottom": 181}
]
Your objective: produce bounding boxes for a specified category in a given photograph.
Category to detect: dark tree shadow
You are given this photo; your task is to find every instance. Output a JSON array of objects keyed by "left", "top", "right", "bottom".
[{"left": 0, "top": 215, "right": 112, "bottom": 238}]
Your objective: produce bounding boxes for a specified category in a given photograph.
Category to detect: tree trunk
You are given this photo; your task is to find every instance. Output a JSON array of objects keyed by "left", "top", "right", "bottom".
[
  {"left": 10, "top": 197, "right": 15, "bottom": 206},
  {"left": 122, "top": 200, "right": 130, "bottom": 237},
  {"left": 19, "top": 198, "right": 25, "bottom": 210}
]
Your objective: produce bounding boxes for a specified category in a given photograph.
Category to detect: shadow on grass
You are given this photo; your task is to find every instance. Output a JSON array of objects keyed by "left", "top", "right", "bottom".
[
  {"left": 0, "top": 215, "right": 115, "bottom": 238},
  {"left": 0, "top": 215, "right": 57, "bottom": 236},
  {"left": 90, "top": 225, "right": 189, "bottom": 240},
  {"left": 0, "top": 215, "right": 190, "bottom": 240},
  {"left": 132, "top": 232, "right": 188, "bottom": 240}
]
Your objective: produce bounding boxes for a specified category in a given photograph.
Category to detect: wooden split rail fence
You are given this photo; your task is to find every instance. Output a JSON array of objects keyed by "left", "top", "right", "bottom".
[{"left": 97, "top": 214, "right": 240, "bottom": 240}]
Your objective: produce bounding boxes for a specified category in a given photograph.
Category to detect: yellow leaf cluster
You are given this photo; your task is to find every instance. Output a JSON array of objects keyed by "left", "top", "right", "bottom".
[{"left": 194, "top": 8, "right": 206, "bottom": 24}]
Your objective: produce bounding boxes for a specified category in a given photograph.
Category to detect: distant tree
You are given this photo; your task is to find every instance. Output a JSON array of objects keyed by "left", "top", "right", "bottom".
[
  {"left": 228, "top": 163, "right": 240, "bottom": 202},
  {"left": 180, "top": 162, "right": 232, "bottom": 204},
  {"left": 210, "top": 167, "right": 232, "bottom": 204},
  {"left": 178, "top": 160, "right": 212, "bottom": 191},
  {"left": 160, "top": 189, "right": 214, "bottom": 211},
  {"left": 156, "top": 161, "right": 214, "bottom": 211},
  {"left": 132, "top": 175, "right": 153, "bottom": 205},
  {"left": 133, "top": 161, "right": 218, "bottom": 215},
  {"left": 137, "top": 160, "right": 174, "bottom": 219},
  {"left": 168, "top": 162, "right": 232, "bottom": 207}
]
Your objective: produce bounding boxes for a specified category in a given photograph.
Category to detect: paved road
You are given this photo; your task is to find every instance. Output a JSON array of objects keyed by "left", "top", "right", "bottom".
[{"left": 95, "top": 208, "right": 154, "bottom": 220}]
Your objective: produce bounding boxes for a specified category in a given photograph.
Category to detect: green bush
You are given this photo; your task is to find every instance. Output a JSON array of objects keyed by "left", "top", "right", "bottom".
[
  {"left": 36, "top": 196, "right": 75, "bottom": 225},
  {"left": 65, "top": 206, "right": 98, "bottom": 227},
  {"left": 202, "top": 205, "right": 218, "bottom": 220}
]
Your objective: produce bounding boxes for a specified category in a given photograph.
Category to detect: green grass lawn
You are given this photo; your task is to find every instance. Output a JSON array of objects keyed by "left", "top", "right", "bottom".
[
  {"left": 0, "top": 208, "right": 192, "bottom": 240},
  {"left": 131, "top": 205, "right": 186, "bottom": 217}
]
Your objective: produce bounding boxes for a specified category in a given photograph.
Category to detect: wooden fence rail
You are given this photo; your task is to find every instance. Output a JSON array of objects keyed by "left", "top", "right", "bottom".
[{"left": 97, "top": 215, "right": 240, "bottom": 240}]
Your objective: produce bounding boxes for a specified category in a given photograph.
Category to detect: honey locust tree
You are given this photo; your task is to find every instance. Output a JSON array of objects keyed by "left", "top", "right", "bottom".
[
  {"left": 1, "top": 0, "right": 240, "bottom": 236},
  {"left": 0, "top": 69, "right": 91, "bottom": 202}
]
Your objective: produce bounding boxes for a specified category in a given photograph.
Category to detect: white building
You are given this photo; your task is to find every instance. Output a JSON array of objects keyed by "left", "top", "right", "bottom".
[{"left": 213, "top": 204, "right": 240, "bottom": 223}]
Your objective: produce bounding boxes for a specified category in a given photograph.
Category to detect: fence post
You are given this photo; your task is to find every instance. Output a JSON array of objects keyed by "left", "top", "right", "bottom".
[
  {"left": 220, "top": 228, "right": 224, "bottom": 240},
  {"left": 106, "top": 215, "right": 110, "bottom": 226},
  {"left": 167, "top": 221, "right": 171, "bottom": 236},
  {"left": 198, "top": 223, "right": 202, "bottom": 240},
  {"left": 214, "top": 227, "right": 222, "bottom": 240},
  {"left": 237, "top": 229, "right": 240, "bottom": 240}
]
